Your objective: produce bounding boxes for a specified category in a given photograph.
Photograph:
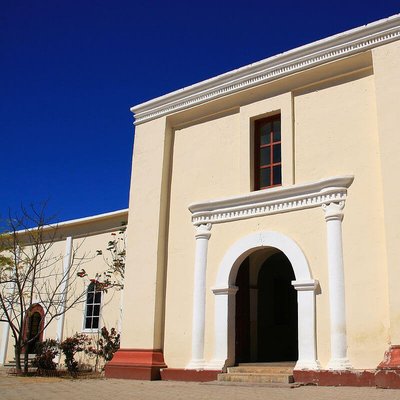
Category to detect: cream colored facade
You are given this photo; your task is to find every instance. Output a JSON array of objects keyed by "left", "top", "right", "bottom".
[
  {"left": 0, "top": 209, "right": 127, "bottom": 366},
  {"left": 3, "top": 14, "right": 400, "bottom": 384},
  {"left": 108, "top": 14, "right": 400, "bottom": 381}
]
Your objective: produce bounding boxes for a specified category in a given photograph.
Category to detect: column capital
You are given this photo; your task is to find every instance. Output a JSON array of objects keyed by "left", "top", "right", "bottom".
[
  {"left": 195, "top": 223, "right": 212, "bottom": 239},
  {"left": 322, "top": 201, "right": 345, "bottom": 222}
]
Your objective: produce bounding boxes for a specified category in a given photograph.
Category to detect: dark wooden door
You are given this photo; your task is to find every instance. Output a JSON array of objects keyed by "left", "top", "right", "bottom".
[
  {"left": 27, "top": 312, "right": 42, "bottom": 353},
  {"left": 257, "top": 253, "right": 298, "bottom": 361},
  {"left": 235, "top": 257, "right": 250, "bottom": 363}
]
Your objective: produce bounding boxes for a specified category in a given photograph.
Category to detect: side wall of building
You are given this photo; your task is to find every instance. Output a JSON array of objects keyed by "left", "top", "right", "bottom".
[{"left": 0, "top": 214, "right": 126, "bottom": 366}]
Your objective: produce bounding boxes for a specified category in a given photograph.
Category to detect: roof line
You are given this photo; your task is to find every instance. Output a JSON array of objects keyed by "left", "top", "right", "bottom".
[
  {"left": 5, "top": 208, "right": 129, "bottom": 237},
  {"left": 55, "top": 208, "right": 129, "bottom": 228},
  {"left": 131, "top": 14, "right": 400, "bottom": 125}
]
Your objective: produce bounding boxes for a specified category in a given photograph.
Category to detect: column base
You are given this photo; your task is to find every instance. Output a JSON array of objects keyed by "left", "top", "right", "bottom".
[
  {"left": 294, "top": 359, "right": 321, "bottom": 370},
  {"left": 204, "top": 359, "right": 227, "bottom": 371},
  {"left": 326, "top": 357, "right": 352, "bottom": 370},
  {"left": 185, "top": 359, "right": 206, "bottom": 370},
  {"left": 104, "top": 349, "right": 167, "bottom": 380}
]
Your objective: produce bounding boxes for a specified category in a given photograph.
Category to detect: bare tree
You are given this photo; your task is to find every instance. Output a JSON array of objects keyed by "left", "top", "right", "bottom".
[{"left": 0, "top": 203, "right": 89, "bottom": 374}]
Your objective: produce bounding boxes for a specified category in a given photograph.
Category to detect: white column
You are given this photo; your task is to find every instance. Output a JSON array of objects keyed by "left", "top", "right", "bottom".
[
  {"left": 56, "top": 236, "right": 73, "bottom": 343},
  {"left": 0, "top": 248, "right": 19, "bottom": 365},
  {"left": 186, "top": 223, "right": 212, "bottom": 370},
  {"left": 0, "top": 280, "right": 16, "bottom": 365},
  {"left": 292, "top": 280, "right": 321, "bottom": 370},
  {"left": 323, "top": 202, "right": 352, "bottom": 370},
  {"left": 207, "top": 286, "right": 238, "bottom": 370}
]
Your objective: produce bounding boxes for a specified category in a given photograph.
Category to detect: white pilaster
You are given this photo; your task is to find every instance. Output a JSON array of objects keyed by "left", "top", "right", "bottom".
[
  {"left": 0, "top": 280, "right": 15, "bottom": 365},
  {"left": 0, "top": 322, "right": 9, "bottom": 365},
  {"left": 186, "top": 224, "right": 212, "bottom": 370},
  {"left": 56, "top": 236, "right": 73, "bottom": 343},
  {"left": 206, "top": 286, "right": 238, "bottom": 370},
  {"left": 292, "top": 279, "right": 321, "bottom": 370},
  {"left": 323, "top": 202, "right": 352, "bottom": 370},
  {"left": 0, "top": 249, "right": 19, "bottom": 365}
]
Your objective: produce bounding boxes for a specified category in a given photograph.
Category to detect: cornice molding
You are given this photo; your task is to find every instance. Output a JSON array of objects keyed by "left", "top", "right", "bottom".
[
  {"left": 188, "top": 176, "right": 354, "bottom": 226},
  {"left": 132, "top": 15, "right": 400, "bottom": 125}
]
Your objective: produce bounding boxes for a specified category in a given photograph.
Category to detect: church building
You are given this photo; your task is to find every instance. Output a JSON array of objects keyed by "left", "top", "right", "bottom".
[{"left": 105, "top": 14, "right": 400, "bottom": 387}]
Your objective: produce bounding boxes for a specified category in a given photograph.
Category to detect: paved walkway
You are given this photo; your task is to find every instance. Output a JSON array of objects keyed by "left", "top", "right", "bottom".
[{"left": 1, "top": 375, "right": 400, "bottom": 400}]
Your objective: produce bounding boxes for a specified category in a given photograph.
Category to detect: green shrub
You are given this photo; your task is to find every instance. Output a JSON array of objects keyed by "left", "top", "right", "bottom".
[
  {"left": 60, "top": 333, "right": 91, "bottom": 376},
  {"left": 32, "top": 339, "right": 59, "bottom": 371},
  {"left": 86, "top": 327, "right": 120, "bottom": 370}
]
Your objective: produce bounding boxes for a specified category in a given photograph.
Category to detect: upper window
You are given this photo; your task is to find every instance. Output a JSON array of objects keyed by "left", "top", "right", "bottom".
[
  {"left": 84, "top": 281, "right": 102, "bottom": 330},
  {"left": 254, "top": 114, "right": 282, "bottom": 190}
]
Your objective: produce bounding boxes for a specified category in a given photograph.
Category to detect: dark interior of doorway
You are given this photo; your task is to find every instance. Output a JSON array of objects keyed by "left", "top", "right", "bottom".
[
  {"left": 27, "top": 312, "right": 42, "bottom": 354},
  {"left": 235, "top": 251, "right": 298, "bottom": 363}
]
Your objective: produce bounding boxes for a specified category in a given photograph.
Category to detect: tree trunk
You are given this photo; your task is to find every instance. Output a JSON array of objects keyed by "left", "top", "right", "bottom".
[
  {"left": 23, "top": 313, "right": 32, "bottom": 375},
  {"left": 23, "top": 347, "right": 29, "bottom": 374},
  {"left": 14, "top": 346, "right": 22, "bottom": 374}
]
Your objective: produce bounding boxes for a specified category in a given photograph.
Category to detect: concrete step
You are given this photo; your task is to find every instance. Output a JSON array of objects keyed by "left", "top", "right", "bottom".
[
  {"left": 218, "top": 363, "right": 295, "bottom": 384},
  {"left": 227, "top": 366, "right": 294, "bottom": 374},
  {"left": 218, "top": 372, "right": 294, "bottom": 384},
  {"left": 203, "top": 380, "right": 301, "bottom": 388},
  {"left": 4, "top": 354, "right": 36, "bottom": 368}
]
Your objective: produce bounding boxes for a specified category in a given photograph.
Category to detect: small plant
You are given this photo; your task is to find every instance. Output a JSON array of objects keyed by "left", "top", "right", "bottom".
[
  {"left": 95, "top": 223, "right": 126, "bottom": 291},
  {"left": 86, "top": 327, "right": 120, "bottom": 371},
  {"left": 60, "top": 333, "right": 91, "bottom": 376},
  {"left": 99, "top": 327, "right": 120, "bottom": 362},
  {"left": 32, "top": 339, "right": 59, "bottom": 371}
]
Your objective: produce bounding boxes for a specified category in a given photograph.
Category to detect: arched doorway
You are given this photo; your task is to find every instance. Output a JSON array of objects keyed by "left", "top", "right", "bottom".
[
  {"left": 210, "top": 231, "right": 319, "bottom": 371},
  {"left": 235, "top": 250, "right": 298, "bottom": 364},
  {"left": 23, "top": 304, "right": 45, "bottom": 354}
]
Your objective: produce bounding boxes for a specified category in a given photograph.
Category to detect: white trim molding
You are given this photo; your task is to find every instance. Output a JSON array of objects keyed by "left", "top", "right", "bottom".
[
  {"left": 132, "top": 15, "right": 400, "bottom": 124},
  {"left": 189, "top": 175, "right": 354, "bottom": 226}
]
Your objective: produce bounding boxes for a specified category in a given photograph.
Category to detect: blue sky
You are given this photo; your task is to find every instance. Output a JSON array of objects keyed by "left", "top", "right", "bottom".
[{"left": 1, "top": 1, "right": 399, "bottom": 222}]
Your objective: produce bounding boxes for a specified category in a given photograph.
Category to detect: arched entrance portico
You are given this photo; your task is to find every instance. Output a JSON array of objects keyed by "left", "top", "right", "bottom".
[{"left": 207, "top": 231, "right": 320, "bottom": 371}]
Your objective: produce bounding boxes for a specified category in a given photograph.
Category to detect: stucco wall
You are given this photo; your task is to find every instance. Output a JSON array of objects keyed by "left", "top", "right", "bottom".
[
  {"left": 159, "top": 52, "right": 390, "bottom": 370},
  {"left": 373, "top": 40, "right": 400, "bottom": 345},
  {"left": 294, "top": 72, "right": 389, "bottom": 368}
]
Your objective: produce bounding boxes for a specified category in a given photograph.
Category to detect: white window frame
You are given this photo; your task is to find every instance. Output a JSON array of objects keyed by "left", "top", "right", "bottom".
[{"left": 82, "top": 281, "right": 102, "bottom": 332}]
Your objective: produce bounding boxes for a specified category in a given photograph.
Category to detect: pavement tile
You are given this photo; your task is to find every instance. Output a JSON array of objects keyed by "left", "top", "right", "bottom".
[{"left": 1, "top": 375, "right": 400, "bottom": 400}]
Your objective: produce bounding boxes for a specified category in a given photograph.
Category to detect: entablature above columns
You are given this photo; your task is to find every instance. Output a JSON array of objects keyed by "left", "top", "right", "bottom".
[{"left": 189, "top": 175, "right": 354, "bottom": 226}]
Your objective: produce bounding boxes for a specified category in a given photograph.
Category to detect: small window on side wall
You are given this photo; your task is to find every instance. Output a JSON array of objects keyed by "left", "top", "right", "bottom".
[
  {"left": 84, "top": 281, "right": 102, "bottom": 330},
  {"left": 254, "top": 114, "right": 282, "bottom": 190}
]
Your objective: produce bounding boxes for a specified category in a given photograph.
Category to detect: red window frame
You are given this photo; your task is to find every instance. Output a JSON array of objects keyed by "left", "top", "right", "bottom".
[{"left": 254, "top": 114, "right": 282, "bottom": 190}]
